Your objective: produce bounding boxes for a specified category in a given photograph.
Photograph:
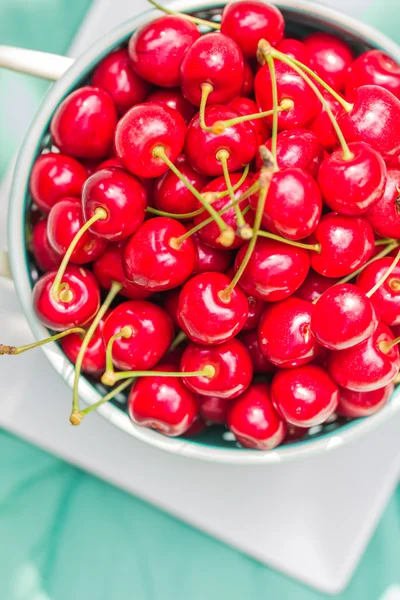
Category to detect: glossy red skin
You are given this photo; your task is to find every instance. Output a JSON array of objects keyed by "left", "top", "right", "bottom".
[
  {"left": 221, "top": 1, "right": 284, "bottom": 57},
  {"left": 194, "top": 173, "right": 255, "bottom": 249},
  {"left": 242, "top": 61, "right": 254, "bottom": 97},
  {"left": 60, "top": 312, "right": 109, "bottom": 376},
  {"left": 33, "top": 266, "right": 100, "bottom": 331},
  {"left": 271, "top": 365, "right": 339, "bottom": 427},
  {"left": 229, "top": 96, "right": 271, "bottom": 147},
  {"left": 185, "top": 106, "right": 257, "bottom": 176},
  {"left": 177, "top": 272, "right": 248, "bottom": 345},
  {"left": 199, "top": 395, "right": 229, "bottom": 424},
  {"left": 92, "top": 48, "right": 150, "bottom": 114},
  {"left": 255, "top": 60, "right": 321, "bottom": 130},
  {"left": 311, "top": 284, "right": 378, "bottom": 350},
  {"left": 239, "top": 328, "right": 276, "bottom": 374},
  {"left": 337, "top": 383, "right": 394, "bottom": 418},
  {"left": 327, "top": 322, "right": 400, "bottom": 392},
  {"left": 258, "top": 297, "right": 321, "bottom": 368},
  {"left": 96, "top": 157, "right": 124, "bottom": 170},
  {"left": 123, "top": 217, "right": 196, "bottom": 291},
  {"left": 147, "top": 88, "right": 196, "bottom": 124},
  {"left": 82, "top": 167, "right": 146, "bottom": 241},
  {"left": 303, "top": 32, "right": 354, "bottom": 92},
  {"left": 295, "top": 270, "right": 339, "bottom": 303},
  {"left": 47, "top": 198, "right": 107, "bottom": 264},
  {"left": 227, "top": 383, "right": 287, "bottom": 450},
  {"left": 31, "top": 219, "right": 61, "bottom": 272},
  {"left": 114, "top": 103, "right": 186, "bottom": 178},
  {"left": 92, "top": 242, "right": 151, "bottom": 300},
  {"left": 365, "top": 168, "right": 400, "bottom": 238},
  {"left": 318, "top": 141, "right": 386, "bottom": 216},
  {"left": 180, "top": 33, "right": 244, "bottom": 106},
  {"left": 51, "top": 86, "right": 118, "bottom": 159},
  {"left": 128, "top": 16, "right": 200, "bottom": 88},
  {"left": 128, "top": 365, "right": 198, "bottom": 437},
  {"left": 181, "top": 339, "right": 253, "bottom": 399},
  {"left": 153, "top": 155, "right": 208, "bottom": 216},
  {"left": 29, "top": 153, "right": 87, "bottom": 214},
  {"left": 309, "top": 213, "right": 375, "bottom": 278},
  {"left": 309, "top": 93, "right": 342, "bottom": 152},
  {"left": 102, "top": 301, "right": 173, "bottom": 371},
  {"left": 163, "top": 287, "right": 181, "bottom": 328},
  {"left": 338, "top": 85, "right": 400, "bottom": 161},
  {"left": 276, "top": 39, "right": 309, "bottom": 65},
  {"left": 345, "top": 50, "right": 400, "bottom": 101},
  {"left": 235, "top": 237, "right": 310, "bottom": 302},
  {"left": 357, "top": 258, "right": 400, "bottom": 326},
  {"left": 242, "top": 295, "right": 265, "bottom": 330},
  {"left": 257, "top": 128, "right": 324, "bottom": 177},
  {"left": 192, "top": 232, "right": 232, "bottom": 275}
]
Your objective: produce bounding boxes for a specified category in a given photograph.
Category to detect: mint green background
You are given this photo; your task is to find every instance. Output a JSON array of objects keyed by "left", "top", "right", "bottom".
[{"left": 1, "top": 1, "right": 400, "bottom": 598}]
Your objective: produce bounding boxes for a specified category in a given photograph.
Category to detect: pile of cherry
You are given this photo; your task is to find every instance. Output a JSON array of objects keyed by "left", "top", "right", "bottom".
[{"left": 4, "top": 0, "right": 400, "bottom": 451}]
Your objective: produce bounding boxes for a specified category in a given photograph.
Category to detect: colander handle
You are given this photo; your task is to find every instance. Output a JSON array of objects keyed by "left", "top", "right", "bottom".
[
  {"left": 0, "top": 250, "right": 12, "bottom": 280},
  {"left": 0, "top": 45, "right": 74, "bottom": 81}
]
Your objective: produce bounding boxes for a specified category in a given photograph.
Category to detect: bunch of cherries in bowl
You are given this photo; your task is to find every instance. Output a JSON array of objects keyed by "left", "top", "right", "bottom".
[{"left": 3, "top": 0, "right": 400, "bottom": 451}]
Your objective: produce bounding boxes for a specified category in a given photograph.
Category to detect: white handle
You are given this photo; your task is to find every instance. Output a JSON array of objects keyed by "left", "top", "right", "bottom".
[
  {"left": 0, "top": 250, "right": 12, "bottom": 280},
  {"left": 0, "top": 45, "right": 74, "bottom": 81}
]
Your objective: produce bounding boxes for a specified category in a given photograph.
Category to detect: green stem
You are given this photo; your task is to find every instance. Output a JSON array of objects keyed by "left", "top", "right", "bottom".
[
  {"left": 367, "top": 248, "right": 400, "bottom": 298},
  {"left": 336, "top": 242, "right": 399, "bottom": 286},
  {"left": 147, "top": 0, "right": 220, "bottom": 29},
  {"left": 102, "top": 365, "right": 216, "bottom": 387},
  {"left": 267, "top": 54, "right": 279, "bottom": 159},
  {"left": 375, "top": 238, "right": 396, "bottom": 246},
  {"left": 105, "top": 327, "right": 133, "bottom": 375},
  {"left": 217, "top": 150, "right": 246, "bottom": 230},
  {"left": 169, "top": 330, "right": 187, "bottom": 351},
  {"left": 71, "top": 378, "right": 134, "bottom": 425},
  {"left": 199, "top": 83, "right": 214, "bottom": 130},
  {"left": 219, "top": 164, "right": 250, "bottom": 198},
  {"left": 0, "top": 327, "right": 85, "bottom": 356},
  {"left": 257, "top": 230, "right": 321, "bottom": 252}
]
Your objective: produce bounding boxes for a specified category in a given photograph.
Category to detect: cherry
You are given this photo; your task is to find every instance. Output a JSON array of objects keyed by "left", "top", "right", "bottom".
[
  {"left": 365, "top": 168, "right": 400, "bottom": 238},
  {"left": 50, "top": 86, "right": 118, "bottom": 159},
  {"left": 177, "top": 272, "right": 248, "bottom": 345},
  {"left": 234, "top": 237, "right": 310, "bottom": 301},
  {"left": 147, "top": 88, "right": 197, "bottom": 124},
  {"left": 242, "top": 295, "right": 265, "bottom": 330},
  {"left": 309, "top": 92, "right": 342, "bottom": 152},
  {"left": 258, "top": 297, "right": 321, "bottom": 368},
  {"left": 129, "top": 16, "right": 200, "bottom": 88},
  {"left": 242, "top": 61, "right": 255, "bottom": 97},
  {"left": 153, "top": 155, "right": 209, "bottom": 216},
  {"left": 180, "top": 33, "right": 244, "bottom": 106},
  {"left": 345, "top": 50, "right": 400, "bottom": 101},
  {"left": 96, "top": 157, "right": 124, "bottom": 171},
  {"left": 123, "top": 217, "right": 196, "bottom": 291},
  {"left": 303, "top": 32, "right": 354, "bottom": 92},
  {"left": 285, "top": 424, "right": 310, "bottom": 442},
  {"left": 271, "top": 365, "right": 339, "bottom": 427},
  {"left": 192, "top": 232, "right": 232, "bottom": 275},
  {"left": 239, "top": 328, "right": 276, "bottom": 374},
  {"left": 29, "top": 152, "right": 87, "bottom": 214},
  {"left": 181, "top": 338, "right": 253, "bottom": 399},
  {"left": 257, "top": 128, "right": 324, "bottom": 177},
  {"left": 114, "top": 103, "right": 186, "bottom": 178},
  {"left": 318, "top": 141, "right": 386, "bottom": 216},
  {"left": 199, "top": 395, "right": 229, "bottom": 425},
  {"left": 295, "top": 270, "right": 339, "bottom": 303},
  {"left": 182, "top": 416, "right": 207, "bottom": 437},
  {"left": 128, "top": 365, "right": 198, "bottom": 436},
  {"left": 163, "top": 287, "right": 181, "bottom": 328},
  {"left": 92, "top": 242, "right": 150, "bottom": 300},
  {"left": 102, "top": 300, "right": 174, "bottom": 371},
  {"left": 229, "top": 96, "right": 271, "bottom": 147},
  {"left": 31, "top": 218, "right": 61, "bottom": 272},
  {"left": 82, "top": 167, "right": 147, "bottom": 241},
  {"left": 275, "top": 38, "right": 309, "bottom": 65},
  {"left": 92, "top": 48, "right": 150, "bottom": 114},
  {"left": 33, "top": 266, "right": 100, "bottom": 331},
  {"left": 220, "top": 1, "right": 284, "bottom": 57},
  {"left": 337, "top": 383, "right": 394, "bottom": 418},
  {"left": 61, "top": 312, "right": 109, "bottom": 376},
  {"left": 357, "top": 258, "right": 400, "bottom": 326},
  {"left": 309, "top": 213, "right": 375, "bottom": 278}
]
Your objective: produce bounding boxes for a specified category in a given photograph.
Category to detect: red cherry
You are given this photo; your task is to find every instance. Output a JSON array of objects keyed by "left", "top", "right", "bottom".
[
  {"left": 309, "top": 213, "right": 375, "bottom": 277},
  {"left": 257, "top": 128, "right": 324, "bottom": 177},
  {"left": 365, "top": 168, "right": 400, "bottom": 238},
  {"left": 181, "top": 338, "right": 253, "bottom": 399},
  {"left": 129, "top": 16, "right": 200, "bottom": 88},
  {"left": 96, "top": 157, "right": 124, "bottom": 171},
  {"left": 295, "top": 270, "right": 339, "bottom": 303},
  {"left": 128, "top": 365, "right": 198, "bottom": 436},
  {"left": 229, "top": 96, "right": 271, "bottom": 147},
  {"left": 242, "top": 295, "right": 265, "bottom": 330},
  {"left": 337, "top": 383, "right": 394, "bottom": 418},
  {"left": 29, "top": 152, "right": 87, "bottom": 214},
  {"left": 357, "top": 258, "right": 400, "bottom": 326},
  {"left": 102, "top": 301, "right": 173, "bottom": 371},
  {"left": 311, "top": 284, "right": 378, "bottom": 350},
  {"left": 123, "top": 217, "right": 196, "bottom": 291},
  {"left": 92, "top": 48, "right": 150, "bottom": 114},
  {"left": 114, "top": 103, "right": 186, "bottom": 178},
  {"left": 234, "top": 237, "right": 310, "bottom": 301},
  {"left": 147, "top": 88, "right": 197, "bottom": 124},
  {"left": 50, "top": 86, "right": 118, "bottom": 158},
  {"left": 31, "top": 218, "right": 61, "bottom": 272},
  {"left": 220, "top": 1, "right": 284, "bottom": 57},
  {"left": 82, "top": 167, "right": 146, "bottom": 241},
  {"left": 239, "top": 328, "right": 276, "bottom": 374},
  {"left": 177, "top": 272, "right": 248, "bottom": 345},
  {"left": 180, "top": 33, "right": 244, "bottom": 106},
  {"left": 192, "top": 232, "right": 232, "bottom": 275},
  {"left": 61, "top": 312, "right": 110, "bottom": 376},
  {"left": 242, "top": 61, "right": 255, "bottom": 97},
  {"left": 47, "top": 198, "right": 107, "bottom": 264},
  {"left": 303, "top": 32, "right": 354, "bottom": 92},
  {"left": 345, "top": 50, "right": 400, "bottom": 101},
  {"left": 318, "top": 141, "right": 386, "bottom": 216},
  {"left": 199, "top": 395, "right": 229, "bottom": 424},
  {"left": 33, "top": 266, "right": 100, "bottom": 331},
  {"left": 271, "top": 365, "right": 339, "bottom": 427},
  {"left": 276, "top": 38, "right": 309, "bottom": 65},
  {"left": 258, "top": 297, "right": 321, "bottom": 368},
  {"left": 163, "top": 287, "right": 181, "bottom": 328},
  {"left": 309, "top": 92, "right": 342, "bottom": 152},
  {"left": 227, "top": 382, "right": 287, "bottom": 450}
]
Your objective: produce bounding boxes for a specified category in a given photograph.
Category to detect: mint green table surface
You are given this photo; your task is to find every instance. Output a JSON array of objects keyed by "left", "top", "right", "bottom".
[{"left": 1, "top": 1, "right": 400, "bottom": 598}]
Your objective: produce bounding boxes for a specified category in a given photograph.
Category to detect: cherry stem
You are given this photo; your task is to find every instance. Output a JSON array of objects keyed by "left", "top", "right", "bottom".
[
  {"left": 169, "top": 330, "right": 187, "bottom": 351},
  {"left": 199, "top": 83, "right": 214, "bottom": 130},
  {"left": 147, "top": 0, "right": 220, "bottom": 30},
  {"left": 375, "top": 238, "right": 397, "bottom": 246},
  {"left": 101, "top": 364, "right": 216, "bottom": 387},
  {"left": 70, "top": 378, "right": 134, "bottom": 425},
  {"left": 336, "top": 242, "right": 400, "bottom": 286},
  {"left": 218, "top": 163, "right": 250, "bottom": 198},
  {"left": 379, "top": 336, "right": 400, "bottom": 354},
  {"left": 217, "top": 149, "right": 249, "bottom": 236},
  {"left": 0, "top": 327, "right": 85, "bottom": 356},
  {"left": 210, "top": 101, "right": 293, "bottom": 135},
  {"left": 105, "top": 326, "right": 134, "bottom": 375},
  {"left": 267, "top": 53, "right": 279, "bottom": 159},
  {"left": 70, "top": 281, "right": 123, "bottom": 424},
  {"left": 366, "top": 248, "right": 400, "bottom": 298},
  {"left": 50, "top": 208, "right": 107, "bottom": 302},
  {"left": 257, "top": 230, "right": 321, "bottom": 252}
]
